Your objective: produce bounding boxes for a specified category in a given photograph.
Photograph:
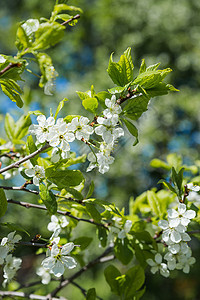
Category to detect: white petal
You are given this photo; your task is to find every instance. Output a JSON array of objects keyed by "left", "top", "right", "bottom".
[
  {"left": 178, "top": 203, "right": 186, "bottom": 215},
  {"left": 168, "top": 218, "right": 180, "bottom": 228},
  {"left": 167, "top": 208, "right": 178, "bottom": 219},
  {"left": 146, "top": 258, "right": 156, "bottom": 267},
  {"left": 61, "top": 256, "right": 77, "bottom": 269},
  {"left": 170, "top": 231, "right": 181, "bottom": 243},
  {"left": 158, "top": 220, "right": 168, "bottom": 230},
  {"left": 184, "top": 210, "right": 196, "bottom": 220},
  {"left": 155, "top": 253, "right": 162, "bottom": 264},
  {"left": 61, "top": 243, "right": 74, "bottom": 255},
  {"left": 51, "top": 260, "right": 65, "bottom": 277}
]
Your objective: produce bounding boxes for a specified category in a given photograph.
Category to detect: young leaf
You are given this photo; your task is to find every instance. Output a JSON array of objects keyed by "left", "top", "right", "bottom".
[
  {"left": 123, "top": 119, "right": 139, "bottom": 146},
  {"left": 39, "top": 184, "right": 57, "bottom": 215},
  {"left": 123, "top": 92, "right": 150, "bottom": 120},
  {"left": 171, "top": 167, "right": 184, "bottom": 199},
  {"left": 4, "top": 113, "right": 15, "bottom": 141},
  {"left": 45, "top": 168, "right": 84, "bottom": 188},
  {"left": 26, "top": 135, "right": 38, "bottom": 166},
  {"left": 147, "top": 190, "right": 162, "bottom": 217},
  {"left": 54, "top": 98, "right": 68, "bottom": 120},
  {"left": 86, "top": 181, "right": 95, "bottom": 198},
  {"left": 82, "top": 97, "right": 98, "bottom": 113},
  {"left": 0, "top": 79, "right": 23, "bottom": 108},
  {"left": 124, "top": 265, "right": 145, "bottom": 298},
  {"left": 0, "top": 188, "right": 7, "bottom": 218},
  {"left": 104, "top": 265, "right": 121, "bottom": 295}
]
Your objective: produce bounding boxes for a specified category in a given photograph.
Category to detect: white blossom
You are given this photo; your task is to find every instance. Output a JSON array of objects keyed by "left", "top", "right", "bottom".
[
  {"left": 41, "top": 243, "right": 77, "bottom": 277},
  {"left": 187, "top": 183, "right": 200, "bottom": 192},
  {"left": 67, "top": 116, "right": 94, "bottom": 141},
  {"left": 167, "top": 203, "right": 196, "bottom": 227},
  {"left": 158, "top": 220, "right": 186, "bottom": 243},
  {"left": 47, "top": 215, "right": 69, "bottom": 232},
  {"left": 1, "top": 231, "right": 22, "bottom": 253},
  {"left": 36, "top": 266, "right": 51, "bottom": 285},
  {"left": 103, "top": 95, "right": 122, "bottom": 118},
  {"left": 0, "top": 246, "right": 8, "bottom": 265},
  {"left": 95, "top": 115, "right": 124, "bottom": 144},
  {"left": 3, "top": 254, "right": 22, "bottom": 287},
  {"left": 25, "top": 164, "right": 45, "bottom": 186},
  {"left": 176, "top": 249, "right": 196, "bottom": 273},
  {"left": 118, "top": 220, "right": 132, "bottom": 241},
  {"left": 0, "top": 55, "right": 6, "bottom": 63},
  {"left": 146, "top": 253, "right": 170, "bottom": 277},
  {"left": 29, "top": 115, "right": 55, "bottom": 144}
]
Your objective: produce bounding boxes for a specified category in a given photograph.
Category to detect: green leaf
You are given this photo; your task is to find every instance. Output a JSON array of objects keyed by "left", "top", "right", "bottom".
[
  {"left": 15, "top": 24, "right": 31, "bottom": 51},
  {"left": 4, "top": 113, "right": 15, "bottom": 141},
  {"left": 32, "top": 22, "right": 65, "bottom": 51},
  {"left": 54, "top": 98, "right": 68, "bottom": 119},
  {"left": 0, "top": 222, "right": 30, "bottom": 236},
  {"left": 139, "top": 59, "right": 146, "bottom": 74},
  {"left": 14, "top": 115, "right": 32, "bottom": 140},
  {"left": 0, "top": 188, "right": 7, "bottom": 218},
  {"left": 63, "top": 187, "right": 84, "bottom": 201},
  {"left": 45, "top": 168, "right": 84, "bottom": 188},
  {"left": 107, "top": 48, "right": 134, "bottom": 86},
  {"left": 123, "top": 119, "right": 139, "bottom": 146},
  {"left": 86, "top": 181, "right": 95, "bottom": 198},
  {"left": 171, "top": 167, "right": 184, "bottom": 198},
  {"left": 158, "top": 179, "right": 177, "bottom": 195},
  {"left": 85, "top": 203, "right": 101, "bottom": 222},
  {"left": 150, "top": 158, "right": 170, "bottom": 170},
  {"left": 114, "top": 238, "right": 133, "bottom": 265},
  {"left": 0, "top": 79, "right": 23, "bottom": 108},
  {"left": 124, "top": 266, "right": 145, "bottom": 298},
  {"left": 95, "top": 91, "right": 110, "bottom": 109},
  {"left": 26, "top": 135, "right": 39, "bottom": 166},
  {"left": 39, "top": 184, "right": 57, "bottom": 215},
  {"left": 82, "top": 97, "right": 98, "bottom": 113},
  {"left": 86, "top": 288, "right": 96, "bottom": 300},
  {"left": 104, "top": 265, "right": 121, "bottom": 295},
  {"left": 98, "top": 226, "right": 108, "bottom": 247},
  {"left": 72, "top": 236, "right": 93, "bottom": 251},
  {"left": 123, "top": 92, "right": 150, "bottom": 120},
  {"left": 147, "top": 190, "right": 162, "bottom": 217},
  {"left": 53, "top": 4, "right": 83, "bottom": 15},
  {"left": 133, "top": 68, "right": 172, "bottom": 89}
]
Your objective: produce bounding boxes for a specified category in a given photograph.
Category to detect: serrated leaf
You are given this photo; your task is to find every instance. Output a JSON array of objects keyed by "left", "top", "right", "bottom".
[
  {"left": 133, "top": 68, "right": 172, "bottom": 89},
  {"left": 123, "top": 92, "right": 150, "bottom": 120},
  {"left": 0, "top": 79, "right": 23, "bottom": 108},
  {"left": 147, "top": 190, "right": 162, "bottom": 217},
  {"left": 39, "top": 184, "right": 57, "bottom": 215},
  {"left": 32, "top": 22, "right": 65, "bottom": 51},
  {"left": 53, "top": 4, "right": 83, "bottom": 15},
  {"left": 14, "top": 115, "right": 32, "bottom": 139},
  {"left": 0, "top": 188, "right": 7, "bottom": 218},
  {"left": 82, "top": 97, "right": 98, "bottom": 113},
  {"left": 123, "top": 119, "right": 139, "bottom": 146},
  {"left": 139, "top": 59, "right": 146, "bottom": 73},
  {"left": 45, "top": 168, "right": 84, "bottom": 188}
]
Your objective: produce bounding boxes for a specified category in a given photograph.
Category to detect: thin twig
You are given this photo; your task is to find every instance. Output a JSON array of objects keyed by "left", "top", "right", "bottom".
[
  {"left": 50, "top": 246, "right": 115, "bottom": 297},
  {"left": 7, "top": 199, "right": 108, "bottom": 229},
  {"left": 0, "top": 62, "right": 21, "bottom": 76},
  {"left": 0, "top": 290, "right": 67, "bottom": 300},
  {"left": 0, "top": 144, "right": 51, "bottom": 174},
  {"left": 61, "top": 14, "right": 80, "bottom": 26},
  {"left": 71, "top": 281, "right": 103, "bottom": 300},
  {"left": 0, "top": 185, "right": 39, "bottom": 194}
]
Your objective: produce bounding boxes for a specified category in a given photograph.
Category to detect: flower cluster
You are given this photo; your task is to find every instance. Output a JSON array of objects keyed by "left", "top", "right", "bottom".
[
  {"left": 187, "top": 183, "right": 200, "bottom": 206},
  {"left": 37, "top": 214, "right": 76, "bottom": 282},
  {"left": 87, "top": 95, "right": 124, "bottom": 174},
  {"left": 0, "top": 231, "right": 22, "bottom": 287},
  {"left": 28, "top": 95, "right": 124, "bottom": 175},
  {"left": 147, "top": 203, "right": 196, "bottom": 277}
]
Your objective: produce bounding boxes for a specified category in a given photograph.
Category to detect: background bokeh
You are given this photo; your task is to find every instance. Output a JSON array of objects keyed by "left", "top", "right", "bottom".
[{"left": 0, "top": 0, "right": 200, "bottom": 299}]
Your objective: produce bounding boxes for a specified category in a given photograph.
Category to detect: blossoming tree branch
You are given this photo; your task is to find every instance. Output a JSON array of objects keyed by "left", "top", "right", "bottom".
[{"left": 0, "top": 2, "right": 200, "bottom": 300}]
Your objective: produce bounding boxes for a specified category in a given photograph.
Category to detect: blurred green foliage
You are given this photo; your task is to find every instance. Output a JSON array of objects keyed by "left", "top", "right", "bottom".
[{"left": 0, "top": 0, "right": 200, "bottom": 299}]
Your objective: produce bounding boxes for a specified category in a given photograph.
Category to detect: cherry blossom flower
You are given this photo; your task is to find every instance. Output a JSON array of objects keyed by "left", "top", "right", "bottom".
[
  {"left": 41, "top": 243, "right": 77, "bottom": 277},
  {"left": 158, "top": 220, "right": 186, "bottom": 243},
  {"left": 167, "top": 203, "right": 196, "bottom": 227},
  {"left": 67, "top": 116, "right": 94, "bottom": 141},
  {"left": 29, "top": 115, "right": 55, "bottom": 144},
  {"left": 47, "top": 215, "right": 69, "bottom": 232},
  {"left": 103, "top": 95, "right": 122, "bottom": 118},
  {"left": 25, "top": 164, "right": 45, "bottom": 186},
  {"left": 1, "top": 231, "right": 22, "bottom": 253},
  {"left": 3, "top": 254, "right": 22, "bottom": 287},
  {"left": 146, "top": 253, "right": 169, "bottom": 277},
  {"left": 95, "top": 115, "right": 124, "bottom": 144},
  {"left": 36, "top": 266, "right": 51, "bottom": 285}
]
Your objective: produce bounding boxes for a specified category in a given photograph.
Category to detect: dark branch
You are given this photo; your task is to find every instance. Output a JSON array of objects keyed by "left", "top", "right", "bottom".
[
  {"left": 0, "top": 63, "right": 21, "bottom": 77},
  {"left": 7, "top": 199, "right": 108, "bottom": 229},
  {"left": 0, "top": 290, "right": 66, "bottom": 300},
  {"left": 61, "top": 14, "right": 80, "bottom": 26},
  {"left": 0, "top": 143, "right": 51, "bottom": 174}
]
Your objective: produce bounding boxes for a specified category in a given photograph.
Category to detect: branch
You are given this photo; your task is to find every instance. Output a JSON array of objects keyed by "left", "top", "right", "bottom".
[
  {"left": 61, "top": 14, "right": 80, "bottom": 26},
  {"left": 0, "top": 143, "right": 51, "bottom": 174},
  {"left": 0, "top": 62, "right": 21, "bottom": 76},
  {"left": 7, "top": 199, "right": 108, "bottom": 229},
  {"left": 50, "top": 246, "right": 115, "bottom": 297},
  {"left": 116, "top": 88, "right": 137, "bottom": 105},
  {"left": 71, "top": 281, "right": 103, "bottom": 300},
  {"left": 0, "top": 290, "right": 67, "bottom": 300}
]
